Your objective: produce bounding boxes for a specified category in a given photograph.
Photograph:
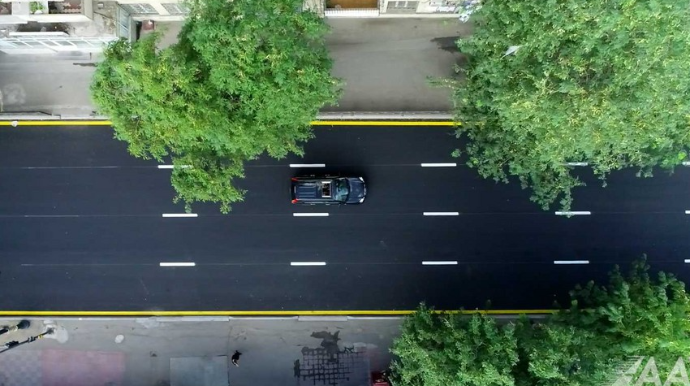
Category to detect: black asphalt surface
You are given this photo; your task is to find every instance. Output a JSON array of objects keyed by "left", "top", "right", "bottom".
[{"left": 1, "top": 125, "right": 689, "bottom": 311}]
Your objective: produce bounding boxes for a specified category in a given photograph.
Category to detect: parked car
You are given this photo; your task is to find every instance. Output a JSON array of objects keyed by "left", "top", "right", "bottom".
[{"left": 291, "top": 176, "right": 366, "bottom": 205}]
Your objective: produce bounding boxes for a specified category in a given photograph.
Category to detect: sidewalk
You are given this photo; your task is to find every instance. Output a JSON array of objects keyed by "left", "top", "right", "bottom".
[
  {"left": 0, "top": 18, "right": 469, "bottom": 117},
  {"left": 0, "top": 317, "right": 400, "bottom": 386}
]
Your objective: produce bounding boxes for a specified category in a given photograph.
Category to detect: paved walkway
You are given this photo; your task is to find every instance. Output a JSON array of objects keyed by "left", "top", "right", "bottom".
[
  {"left": 0, "top": 18, "right": 469, "bottom": 117},
  {"left": 0, "top": 317, "right": 400, "bottom": 386}
]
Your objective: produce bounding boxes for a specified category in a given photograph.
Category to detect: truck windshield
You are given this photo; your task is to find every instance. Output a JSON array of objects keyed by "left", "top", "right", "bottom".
[{"left": 333, "top": 179, "right": 350, "bottom": 202}]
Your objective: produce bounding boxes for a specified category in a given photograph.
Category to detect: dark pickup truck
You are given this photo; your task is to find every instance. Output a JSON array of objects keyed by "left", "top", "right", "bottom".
[{"left": 291, "top": 176, "right": 367, "bottom": 205}]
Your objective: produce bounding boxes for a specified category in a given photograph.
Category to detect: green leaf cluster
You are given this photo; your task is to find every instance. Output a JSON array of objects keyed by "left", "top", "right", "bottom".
[
  {"left": 453, "top": 0, "right": 690, "bottom": 210},
  {"left": 391, "top": 259, "right": 690, "bottom": 385},
  {"left": 91, "top": 0, "right": 341, "bottom": 213}
]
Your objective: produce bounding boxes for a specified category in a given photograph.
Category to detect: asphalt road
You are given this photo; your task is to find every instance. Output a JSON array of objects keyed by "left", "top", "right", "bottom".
[{"left": 1, "top": 125, "right": 689, "bottom": 311}]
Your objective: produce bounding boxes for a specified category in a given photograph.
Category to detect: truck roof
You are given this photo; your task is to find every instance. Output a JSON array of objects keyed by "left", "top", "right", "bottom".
[{"left": 293, "top": 179, "right": 333, "bottom": 200}]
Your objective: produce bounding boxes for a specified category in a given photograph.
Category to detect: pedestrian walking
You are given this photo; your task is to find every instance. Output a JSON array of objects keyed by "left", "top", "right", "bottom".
[{"left": 231, "top": 350, "right": 242, "bottom": 367}]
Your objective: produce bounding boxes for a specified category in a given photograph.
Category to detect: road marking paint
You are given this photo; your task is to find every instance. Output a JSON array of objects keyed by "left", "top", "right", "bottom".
[
  {"left": 293, "top": 213, "right": 329, "bottom": 217},
  {"left": 684, "top": 259, "right": 690, "bottom": 263},
  {"left": 157, "top": 165, "right": 191, "bottom": 169},
  {"left": 555, "top": 211, "right": 591, "bottom": 216},
  {"left": 0, "top": 120, "right": 112, "bottom": 126},
  {"left": 683, "top": 161, "right": 690, "bottom": 166},
  {"left": 311, "top": 121, "right": 456, "bottom": 126},
  {"left": 290, "top": 262, "right": 327, "bottom": 266},
  {"left": 554, "top": 260, "right": 590, "bottom": 265},
  {"left": 686, "top": 210, "right": 690, "bottom": 215},
  {"left": 423, "top": 212, "right": 459, "bottom": 216},
  {"left": 421, "top": 163, "right": 457, "bottom": 167},
  {"left": 162, "top": 213, "right": 198, "bottom": 218},
  {"left": 564, "top": 162, "right": 588, "bottom": 167},
  {"left": 289, "top": 164, "right": 326, "bottom": 168},
  {"left": 422, "top": 261, "right": 458, "bottom": 265},
  {"left": 0, "top": 120, "right": 458, "bottom": 128},
  {"left": 159, "top": 262, "right": 196, "bottom": 267}
]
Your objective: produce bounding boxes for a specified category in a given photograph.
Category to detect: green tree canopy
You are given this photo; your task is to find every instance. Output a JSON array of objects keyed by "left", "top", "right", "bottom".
[
  {"left": 91, "top": 0, "right": 340, "bottom": 213},
  {"left": 391, "top": 259, "right": 690, "bottom": 385},
  {"left": 453, "top": 0, "right": 690, "bottom": 210},
  {"left": 555, "top": 258, "right": 690, "bottom": 364},
  {"left": 391, "top": 305, "right": 518, "bottom": 386}
]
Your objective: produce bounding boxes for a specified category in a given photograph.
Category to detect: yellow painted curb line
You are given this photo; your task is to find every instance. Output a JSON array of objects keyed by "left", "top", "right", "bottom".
[
  {"left": 0, "top": 120, "right": 457, "bottom": 127},
  {"left": 0, "top": 121, "right": 112, "bottom": 126},
  {"left": 0, "top": 309, "right": 555, "bottom": 317},
  {"left": 312, "top": 121, "right": 457, "bottom": 126}
]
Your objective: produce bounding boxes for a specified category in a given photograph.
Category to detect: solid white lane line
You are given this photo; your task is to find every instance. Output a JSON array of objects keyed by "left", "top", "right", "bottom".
[
  {"left": 162, "top": 213, "right": 198, "bottom": 218},
  {"left": 564, "top": 162, "right": 589, "bottom": 167},
  {"left": 555, "top": 211, "right": 591, "bottom": 216},
  {"left": 421, "top": 163, "right": 457, "bottom": 167},
  {"left": 685, "top": 211, "right": 690, "bottom": 215},
  {"left": 157, "top": 165, "right": 191, "bottom": 169},
  {"left": 291, "top": 262, "right": 327, "bottom": 266},
  {"left": 684, "top": 259, "right": 690, "bottom": 263},
  {"left": 683, "top": 161, "right": 690, "bottom": 166},
  {"left": 423, "top": 212, "right": 459, "bottom": 216},
  {"left": 293, "top": 213, "right": 329, "bottom": 217},
  {"left": 289, "top": 164, "right": 326, "bottom": 168},
  {"left": 554, "top": 260, "right": 589, "bottom": 265},
  {"left": 422, "top": 261, "right": 458, "bottom": 265},
  {"left": 160, "top": 262, "right": 196, "bottom": 267}
]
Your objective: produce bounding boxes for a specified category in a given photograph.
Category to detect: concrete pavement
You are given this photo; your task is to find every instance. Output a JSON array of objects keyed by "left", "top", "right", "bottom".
[
  {"left": 0, "top": 18, "right": 468, "bottom": 117},
  {"left": 0, "top": 317, "right": 399, "bottom": 386}
]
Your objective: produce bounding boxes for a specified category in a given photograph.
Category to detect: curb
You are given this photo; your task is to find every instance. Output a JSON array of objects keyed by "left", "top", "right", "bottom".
[
  {"left": 0, "top": 111, "right": 453, "bottom": 122},
  {"left": 0, "top": 309, "right": 555, "bottom": 319}
]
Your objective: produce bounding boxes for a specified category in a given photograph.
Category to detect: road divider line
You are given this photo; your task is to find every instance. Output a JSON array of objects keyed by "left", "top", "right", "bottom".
[
  {"left": 685, "top": 210, "right": 690, "bottom": 215},
  {"left": 553, "top": 260, "right": 590, "bottom": 265},
  {"left": 157, "top": 165, "right": 191, "bottom": 169},
  {"left": 555, "top": 211, "right": 591, "bottom": 216},
  {"left": 422, "top": 261, "right": 458, "bottom": 265},
  {"left": 293, "top": 213, "right": 329, "bottom": 217},
  {"left": 162, "top": 213, "right": 198, "bottom": 218},
  {"left": 289, "top": 164, "right": 325, "bottom": 168},
  {"left": 290, "top": 262, "right": 327, "bottom": 266},
  {"left": 683, "top": 161, "right": 690, "bottom": 166},
  {"left": 564, "top": 162, "right": 588, "bottom": 167},
  {"left": 421, "top": 163, "right": 457, "bottom": 167},
  {"left": 160, "top": 262, "right": 196, "bottom": 267},
  {"left": 684, "top": 259, "right": 690, "bottom": 263},
  {"left": 423, "top": 212, "right": 459, "bottom": 216}
]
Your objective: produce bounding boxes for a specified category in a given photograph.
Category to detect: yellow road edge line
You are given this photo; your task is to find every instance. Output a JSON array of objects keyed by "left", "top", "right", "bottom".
[
  {"left": 0, "top": 120, "right": 457, "bottom": 127},
  {"left": 0, "top": 309, "right": 555, "bottom": 316},
  {"left": 311, "top": 121, "right": 456, "bottom": 126},
  {"left": 0, "top": 120, "right": 112, "bottom": 126}
]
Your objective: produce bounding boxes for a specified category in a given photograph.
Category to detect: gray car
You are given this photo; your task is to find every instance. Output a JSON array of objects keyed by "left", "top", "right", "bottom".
[{"left": 291, "top": 176, "right": 366, "bottom": 205}]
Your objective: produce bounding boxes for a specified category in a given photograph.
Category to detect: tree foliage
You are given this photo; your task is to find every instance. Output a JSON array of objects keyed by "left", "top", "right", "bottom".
[
  {"left": 391, "top": 259, "right": 690, "bottom": 385},
  {"left": 91, "top": 0, "right": 340, "bottom": 213},
  {"left": 453, "top": 0, "right": 690, "bottom": 210},
  {"left": 390, "top": 304, "right": 517, "bottom": 386},
  {"left": 555, "top": 257, "right": 690, "bottom": 363}
]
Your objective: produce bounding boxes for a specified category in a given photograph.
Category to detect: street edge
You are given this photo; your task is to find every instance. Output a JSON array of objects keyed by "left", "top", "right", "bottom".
[
  {"left": 0, "top": 309, "right": 554, "bottom": 317},
  {"left": 0, "top": 112, "right": 456, "bottom": 126}
]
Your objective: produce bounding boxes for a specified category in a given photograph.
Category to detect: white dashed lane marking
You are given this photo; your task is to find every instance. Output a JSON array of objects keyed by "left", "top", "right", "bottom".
[
  {"left": 160, "top": 262, "right": 196, "bottom": 267},
  {"left": 290, "top": 262, "right": 327, "bottom": 266},
  {"left": 421, "top": 163, "right": 457, "bottom": 167}
]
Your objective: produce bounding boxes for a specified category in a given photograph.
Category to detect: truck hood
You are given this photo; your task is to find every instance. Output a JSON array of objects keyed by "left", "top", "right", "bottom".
[{"left": 346, "top": 178, "right": 367, "bottom": 204}]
